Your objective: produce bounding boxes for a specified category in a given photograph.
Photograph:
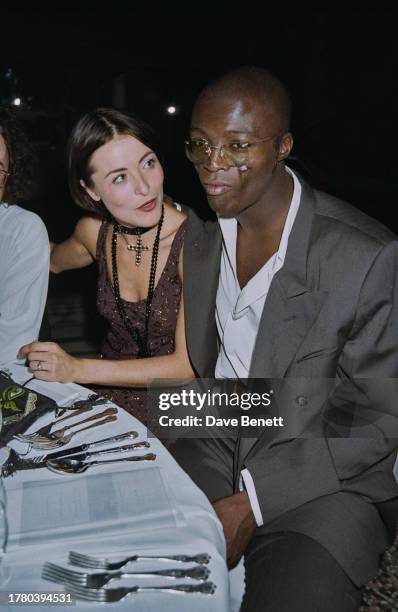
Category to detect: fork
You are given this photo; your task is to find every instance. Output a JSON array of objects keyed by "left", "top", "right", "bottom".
[
  {"left": 55, "top": 394, "right": 107, "bottom": 418},
  {"left": 16, "top": 407, "right": 118, "bottom": 445},
  {"left": 27, "top": 415, "right": 118, "bottom": 450},
  {"left": 15, "top": 405, "right": 99, "bottom": 443},
  {"left": 69, "top": 550, "right": 211, "bottom": 570},
  {"left": 42, "top": 562, "right": 210, "bottom": 587},
  {"left": 65, "top": 580, "right": 217, "bottom": 601}
]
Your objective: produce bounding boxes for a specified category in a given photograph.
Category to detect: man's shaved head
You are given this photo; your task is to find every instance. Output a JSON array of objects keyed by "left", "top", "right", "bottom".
[{"left": 194, "top": 66, "right": 292, "bottom": 133}]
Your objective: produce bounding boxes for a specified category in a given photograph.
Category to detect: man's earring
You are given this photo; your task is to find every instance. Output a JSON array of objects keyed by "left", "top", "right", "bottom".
[{"left": 239, "top": 165, "right": 248, "bottom": 172}]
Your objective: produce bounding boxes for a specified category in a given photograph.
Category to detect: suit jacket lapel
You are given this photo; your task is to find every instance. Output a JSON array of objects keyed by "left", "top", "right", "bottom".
[
  {"left": 183, "top": 208, "right": 221, "bottom": 377},
  {"left": 249, "top": 181, "right": 322, "bottom": 379},
  {"left": 238, "top": 182, "right": 328, "bottom": 465}
]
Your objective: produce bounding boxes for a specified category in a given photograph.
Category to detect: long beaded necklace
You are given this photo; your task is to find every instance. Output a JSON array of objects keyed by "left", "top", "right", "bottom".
[{"left": 111, "top": 205, "right": 165, "bottom": 358}]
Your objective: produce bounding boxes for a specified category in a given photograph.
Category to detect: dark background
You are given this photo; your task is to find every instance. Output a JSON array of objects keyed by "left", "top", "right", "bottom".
[{"left": 1, "top": 9, "right": 397, "bottom": 343}]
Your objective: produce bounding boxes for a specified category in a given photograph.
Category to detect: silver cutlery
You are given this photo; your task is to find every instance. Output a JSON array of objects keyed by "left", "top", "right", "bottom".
[
  {"left": 52, "top": 404, "right": 95, "bottom": 421},
  {"left": 69, "top": 550, "right": 211, "bottom": 570},
  {"left": 31, "top": 429, "right": 139, "bottom": 459},
  {"left": 30, "top": 415, "right": 118, "bottom": 451},
  {"left": 16, "top": 407, "right": 118, "bottom": 444},
  {"left": 31, "top": 441, "right": 150, "bottom": 464},
  {"left": 46, "top": 452, "right": 157, "bottom": 474},
  {"left": 42, "top": 561, "right": 210, "bottom": 587},
  {"left": 55, "top": 394, "right": 107, "bottom": 418},
  {"left": 65, "top": 580, "right": 217, "bottom": 601},
  {"left": 15, "top": 405, "right": 96, "bottom": 442},
  {"left": 2, "top": 432, "right": 142, "bottom": 477}
]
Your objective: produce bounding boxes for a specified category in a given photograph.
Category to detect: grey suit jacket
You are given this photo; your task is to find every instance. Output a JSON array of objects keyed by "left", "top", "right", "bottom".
[{"left": 182, "top": 178, "right": 398, "bottom": 585}]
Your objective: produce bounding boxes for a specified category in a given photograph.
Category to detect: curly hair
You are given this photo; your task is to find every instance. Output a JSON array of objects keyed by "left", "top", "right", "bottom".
[{"left": 0, "top": 107, "right": 36, "bottom": 203}]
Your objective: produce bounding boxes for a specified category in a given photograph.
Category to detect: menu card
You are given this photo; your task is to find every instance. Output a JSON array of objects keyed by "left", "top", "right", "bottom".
[{"left": 7, "top": 467, "right": 176, "bottom": 550}]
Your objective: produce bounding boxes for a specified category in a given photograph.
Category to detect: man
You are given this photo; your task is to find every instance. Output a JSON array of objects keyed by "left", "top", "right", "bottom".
[{"left": 175, "top": 67, "right": 398, "bottom": 611}]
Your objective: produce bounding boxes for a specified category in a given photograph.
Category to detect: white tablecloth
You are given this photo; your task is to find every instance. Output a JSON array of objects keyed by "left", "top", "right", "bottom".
[{"left": 2, "top": 364, "right": 245, "bottom": 611}]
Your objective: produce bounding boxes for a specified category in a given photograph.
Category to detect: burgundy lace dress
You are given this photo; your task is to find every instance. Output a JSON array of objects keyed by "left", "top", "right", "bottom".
[{"left": 92, "top": 218, "right": 187, "bottom": 423}]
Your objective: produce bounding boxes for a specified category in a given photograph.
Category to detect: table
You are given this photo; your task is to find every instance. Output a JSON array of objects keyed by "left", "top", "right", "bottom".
[{"left": 2, "top": 364, "right": 245, "bottom": 611}]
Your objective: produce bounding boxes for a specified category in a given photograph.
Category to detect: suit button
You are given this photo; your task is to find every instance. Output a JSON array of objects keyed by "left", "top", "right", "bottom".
[{"left": 296, "top": 395, "right": 307, "bottom": 406}]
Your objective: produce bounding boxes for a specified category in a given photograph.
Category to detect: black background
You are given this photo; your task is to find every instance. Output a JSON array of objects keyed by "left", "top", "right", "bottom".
[{"left": 1, "top": 9, "right": 397, "bottom": 314}]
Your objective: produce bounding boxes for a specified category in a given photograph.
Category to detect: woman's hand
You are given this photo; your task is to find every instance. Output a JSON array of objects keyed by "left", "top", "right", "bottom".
[{"left": 19, "top": 341, "right": 80, "bottom": 383}]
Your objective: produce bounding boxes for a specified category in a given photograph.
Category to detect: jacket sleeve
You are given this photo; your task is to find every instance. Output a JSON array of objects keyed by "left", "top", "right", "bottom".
[{"left": 243, "top": 241, "right": 398, "bottom": 524}]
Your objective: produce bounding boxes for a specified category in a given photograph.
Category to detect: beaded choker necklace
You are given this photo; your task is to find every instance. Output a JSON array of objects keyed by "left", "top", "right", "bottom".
[
  {"left": 114, "top": 224, "right": 153, "bottom": 236},
  {"left": 111, "top": 205, "right": 165, "bottom": 357}
]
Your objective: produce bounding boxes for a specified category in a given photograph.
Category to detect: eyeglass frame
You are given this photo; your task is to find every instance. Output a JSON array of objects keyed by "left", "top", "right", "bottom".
[
  {"left": 184, "top": 133, "right": 283, "bottom": 167},
  {"left": 0, "top": 169, "right": 10, "bottom": 185}
]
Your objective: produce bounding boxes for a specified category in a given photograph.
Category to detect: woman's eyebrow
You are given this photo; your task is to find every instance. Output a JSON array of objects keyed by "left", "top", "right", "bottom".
[
  {"left": 104, "top": 167, "right": 127, "bottom": 178},
  {"left": 103, "top": 151, "right": 154, "bottom": 178},
  {"left": 139, "top": 150, "right": 154, "bottom": 164}
]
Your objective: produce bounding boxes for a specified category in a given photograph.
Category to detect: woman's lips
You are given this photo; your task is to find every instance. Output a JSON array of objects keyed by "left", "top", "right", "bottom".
[
  {"left": 203, "top": 184, "right": 232, "bottom": 196},
  {"left": 137, "top": 198, "right": 157, "bottom": 212}
]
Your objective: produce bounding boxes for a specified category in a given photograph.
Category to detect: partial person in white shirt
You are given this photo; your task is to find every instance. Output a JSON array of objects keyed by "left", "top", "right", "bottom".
[{"left": 0, "top": 108, "right": 49, "bottom": 365}]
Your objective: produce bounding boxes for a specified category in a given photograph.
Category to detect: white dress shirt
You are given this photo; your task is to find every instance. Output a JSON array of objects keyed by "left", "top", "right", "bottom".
[
  {"left": 215, "top": 168, "right": 301, "bottom": 525},
  {"left": 0, "top": 203, "right": 49, "bottom": 365}
]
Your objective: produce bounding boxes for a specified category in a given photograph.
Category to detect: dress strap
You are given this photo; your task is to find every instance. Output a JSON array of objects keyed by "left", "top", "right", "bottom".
[
  {"left": 169, "top": 218, "right": 187, "bottom": 261},
  {"left": 154, "top": 218, "right": 187, "bottom": 286},
  {"left": 96, "top": 218, "right": 109, "bottom": 277}
]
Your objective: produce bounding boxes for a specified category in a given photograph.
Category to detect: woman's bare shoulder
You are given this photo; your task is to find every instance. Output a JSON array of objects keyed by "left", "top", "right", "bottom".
[
  {"left": 74, "top": 214, "right": 103, "bottom": 254},
  {"left": 163, "top": 199, "right": 187, "bottom": 237}
]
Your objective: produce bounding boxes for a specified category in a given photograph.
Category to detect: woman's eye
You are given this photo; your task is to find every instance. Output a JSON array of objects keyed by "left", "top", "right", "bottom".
[
  {"left": 229, "top": 142, "right": 249, "bottom": 150},
  {"left": 112, "top": 174, "right": 126, "bottom": 184},
  {"left": 143, "top": 157, "right": 157, "bottom": 169}
]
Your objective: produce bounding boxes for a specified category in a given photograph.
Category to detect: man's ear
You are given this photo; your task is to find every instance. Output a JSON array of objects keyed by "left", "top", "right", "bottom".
[
  {"left": 80, "top": 179, "right": 101, "bottom": 202},
  {"left": 277, "top": 132, "right": 294, "bottom": 161}
]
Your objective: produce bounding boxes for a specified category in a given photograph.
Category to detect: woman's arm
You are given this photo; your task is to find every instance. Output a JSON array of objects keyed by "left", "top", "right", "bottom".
[
  {"left": 20, "top": 298, "right": 195, "bottom": 385},
  {"left": 20, "top": 245, "right": 195, "bottom": 385},
  {"left": 51, "top": 216, "right": 100, "bottom": 273}
]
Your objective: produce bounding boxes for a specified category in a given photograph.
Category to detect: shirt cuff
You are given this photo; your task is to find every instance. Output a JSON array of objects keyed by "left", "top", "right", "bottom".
[{"left": 240, "top": 468, "right": 264, "bottom": 527}]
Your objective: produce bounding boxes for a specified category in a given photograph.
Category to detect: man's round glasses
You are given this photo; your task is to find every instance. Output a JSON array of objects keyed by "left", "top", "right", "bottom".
[
  {"left": 185, "top": 134, "right": 280, "bottom": 167},
  {"left": 0, "top": 169, "right": 10, "bottom": 186}
]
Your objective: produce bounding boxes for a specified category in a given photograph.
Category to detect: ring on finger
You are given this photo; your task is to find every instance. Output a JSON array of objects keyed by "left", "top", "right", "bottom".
[{"left": 36, "top": 360, "right": 43, "bottom": 371}]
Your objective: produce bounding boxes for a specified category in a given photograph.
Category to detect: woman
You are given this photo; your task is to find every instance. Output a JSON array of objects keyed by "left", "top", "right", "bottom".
[
  {"left": 0, "top": 108, "right": 49, "bottom": 365},
  {"left": 20, "top": 108, "right": 194, "bottom": 422}
]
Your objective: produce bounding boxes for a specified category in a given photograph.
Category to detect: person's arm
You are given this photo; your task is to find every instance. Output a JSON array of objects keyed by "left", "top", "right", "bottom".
[
  {"left": 20, "top": 299, "right": 194, "bottom": 384},
  {"left": 50, "top": 216, "right": 99, "bottom": 273},
  {"left": 242, "top": 240, "right": 398, "bottom": 523},
  {"left": 20, "top": 246, "right": 195, "bottom": 385},
  {"left": 0, "top": 212, "right": 49, "bottom": 365}
]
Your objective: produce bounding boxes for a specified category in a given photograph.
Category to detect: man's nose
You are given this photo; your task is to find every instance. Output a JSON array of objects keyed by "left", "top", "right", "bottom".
[{"left": 204, "top": 146, "right": 229, "bottom": 171}]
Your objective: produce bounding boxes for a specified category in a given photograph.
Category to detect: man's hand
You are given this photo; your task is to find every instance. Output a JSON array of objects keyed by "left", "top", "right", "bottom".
[
  {"left": 19, "top": 341, "right": 80, "bottom": 383},
  {"left": 213, "top": 491, "right": 256, "bottom": 568}
]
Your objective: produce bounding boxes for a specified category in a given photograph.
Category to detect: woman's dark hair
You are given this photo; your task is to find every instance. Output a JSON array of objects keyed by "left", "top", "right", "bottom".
[
  {"left": 68, "top": 108, "right": 161, "bottom": 215},
  {"left": 0, "top": 107, "right": 36, "bottom": 203}
]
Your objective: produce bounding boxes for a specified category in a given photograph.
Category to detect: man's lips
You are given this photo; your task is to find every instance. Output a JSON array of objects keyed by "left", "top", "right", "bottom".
[
  {"left": 203, "top": 183, "right": 232, "bottom": 196},
  {"left": 137, "top": 198, "right": 157, "bottom": 211}
]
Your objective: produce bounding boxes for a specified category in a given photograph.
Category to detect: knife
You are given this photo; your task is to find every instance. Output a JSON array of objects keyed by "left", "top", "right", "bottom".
[
  {"left": 34, "top": 429, "right": 140, "bottom": 460},
  {"left": 3, "top": 430, "right": 141, "bottom": 477},
  {"left": 42, "top": 441, "right": 151, "bottom": 464},
  {"left": 5, "top": 441, "right": 150, "bottom": 473}
]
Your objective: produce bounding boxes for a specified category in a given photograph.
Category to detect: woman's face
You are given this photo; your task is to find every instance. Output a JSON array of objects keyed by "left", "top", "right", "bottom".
[
  {"left": 83, "top": 134, "right": 164, "bottom": 227},
  {"left": 0, "top": 133, "right": 10, "bottom": 201}
]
